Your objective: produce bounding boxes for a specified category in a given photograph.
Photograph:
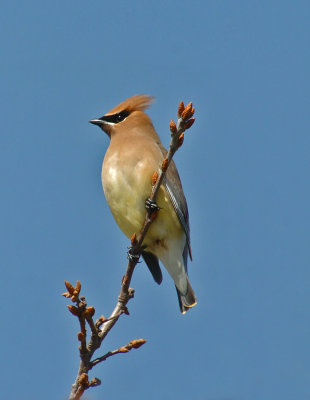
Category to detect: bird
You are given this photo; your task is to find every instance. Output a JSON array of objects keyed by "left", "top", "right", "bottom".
[{"left": 90, "top": 95, "right": 197, "bottom": 313}]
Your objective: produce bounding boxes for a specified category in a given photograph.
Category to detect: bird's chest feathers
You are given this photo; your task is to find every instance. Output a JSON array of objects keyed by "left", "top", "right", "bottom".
[{"left": 101, "top": 151, "right": 152, "bottom": 236}]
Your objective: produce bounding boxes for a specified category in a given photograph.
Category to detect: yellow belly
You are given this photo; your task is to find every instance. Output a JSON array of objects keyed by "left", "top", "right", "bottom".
[{"left": 101, "top": 155, "right": 183, "bottom": 247}]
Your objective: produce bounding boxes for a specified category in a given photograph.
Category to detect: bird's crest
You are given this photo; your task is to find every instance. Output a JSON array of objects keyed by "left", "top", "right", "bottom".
[{"left": 106, "top": 95, "right": 154, "bottom": 116}]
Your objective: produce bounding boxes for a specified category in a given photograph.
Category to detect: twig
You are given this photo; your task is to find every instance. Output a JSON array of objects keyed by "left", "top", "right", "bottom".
[{"left": 90, "top": 339, "right": 146, "bottom": 369}]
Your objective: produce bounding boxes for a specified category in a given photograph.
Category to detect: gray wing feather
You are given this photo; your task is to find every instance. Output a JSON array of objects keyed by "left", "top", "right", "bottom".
[
  {"left": 157, "top": 143, "right": 192, "bottom": 264},
  {"left": 162, "top": 158, "right": 192, "bottom": 266}
]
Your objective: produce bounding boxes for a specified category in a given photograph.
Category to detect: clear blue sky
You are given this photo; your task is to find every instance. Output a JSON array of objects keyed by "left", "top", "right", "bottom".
[{"left": 1, "top": 1, "right": 309, "bottom": 399}]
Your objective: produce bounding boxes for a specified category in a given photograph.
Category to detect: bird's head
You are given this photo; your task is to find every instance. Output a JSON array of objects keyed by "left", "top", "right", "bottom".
[{"left": 90, "top": 94, "right": 154, "bottom": 137}]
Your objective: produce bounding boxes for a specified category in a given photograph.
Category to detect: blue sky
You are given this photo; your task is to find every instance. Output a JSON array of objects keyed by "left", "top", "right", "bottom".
[{"left": 1, "top": 1, "right": 309, "bottom": 399}]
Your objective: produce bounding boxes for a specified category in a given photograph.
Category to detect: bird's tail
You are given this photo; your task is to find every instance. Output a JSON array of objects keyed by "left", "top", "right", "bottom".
[{"left": 176, "top": 277, "right": 197, "bottom": 314}]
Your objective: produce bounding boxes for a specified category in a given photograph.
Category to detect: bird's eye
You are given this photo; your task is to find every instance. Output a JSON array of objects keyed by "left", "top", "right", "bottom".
[
  {"left": 117, "top": 113, "right": 125, "bottom": 121},
  {"left": 116, "top": 110, "right": 130, "bottom": 122}
]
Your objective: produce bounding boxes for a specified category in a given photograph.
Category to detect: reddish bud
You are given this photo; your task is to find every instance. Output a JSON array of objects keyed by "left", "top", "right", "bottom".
[
  {"left": 152, "top": 171, "right": 158, "bottom": 185},
  {"left": 130, "top": 232, "right": 137, "bottom": 246},
  {"left": 118, "top": 346, "right": 130, "bottom": 353},
  {"left": 185, "top": 118, "right": 195, "bottom": 130},
  {"left": 79, "top": 373, "right": 89, "bottom": 388},
  {"left": 77, "top": 332, "right": 84, "bottom": 342},
  {"left": 67, "top": 305, "right": 79, "bottom": 316},
  {"left": 181, "top": 102, "right": 194, "bottom": 121},
  {"left": 90, "top": 377, "right": 101, "bottom": 387},
  {"left": 85, "top": 306, "right": 95, "bottom": 317},
  {"left": 65, "top": 281, "right": 75, "bottom": 296},
  {"left": 177, "top": 101, "right": 185, "bottom": 118},
  {"left": 161, "top": 158, "right": 169, "bottom": 172},
  {"left": 169, "top": 120, "right": 177, "bottom": 134},
  {"left": 130, "top": 339, "right": 147, "bottom": 349},
  {"left": 96, "top": 315, "right": 107, "bottom": 327},
  {"left": 62, "top": 292, "right": 71, "bottom": 298},
  {"left": 75, "top": 280, "right": 81, "bottom": 295}
]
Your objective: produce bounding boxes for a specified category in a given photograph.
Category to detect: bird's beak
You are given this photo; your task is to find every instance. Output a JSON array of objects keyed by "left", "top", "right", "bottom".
[{"left": 89, "top": 118, "right": 104, "bottom": 127}]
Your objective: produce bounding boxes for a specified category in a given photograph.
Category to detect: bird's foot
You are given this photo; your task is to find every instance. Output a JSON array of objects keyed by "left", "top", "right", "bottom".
[
  {"left": 127, "top": 247, "right": 141, "bottom": 263},
  {"left": 145, "top": 198, "right": 161, "bottom": 212}
]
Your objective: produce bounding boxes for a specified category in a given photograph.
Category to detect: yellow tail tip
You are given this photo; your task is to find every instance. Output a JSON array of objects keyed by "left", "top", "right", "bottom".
[{"left": 182, "top": 300, "right": 197, "bottom": 314}]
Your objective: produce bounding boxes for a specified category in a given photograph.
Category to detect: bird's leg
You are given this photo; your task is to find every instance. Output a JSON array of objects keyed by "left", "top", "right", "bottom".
[{"left": 145, "top": 198, "right": 161, "bottom": 213}]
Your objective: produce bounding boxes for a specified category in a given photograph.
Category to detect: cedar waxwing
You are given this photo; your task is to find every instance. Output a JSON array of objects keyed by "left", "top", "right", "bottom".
[{"left": 90, "top": 95, "right": 197, "bottom": 313}]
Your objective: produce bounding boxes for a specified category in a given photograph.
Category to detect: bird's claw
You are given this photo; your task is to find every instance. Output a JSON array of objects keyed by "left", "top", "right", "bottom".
[
  {"left": 127, "top": 247, "right": 141, "bottom": 263},
  {"left": 145, "top": 198, "right": 161, "bottom": 212}
]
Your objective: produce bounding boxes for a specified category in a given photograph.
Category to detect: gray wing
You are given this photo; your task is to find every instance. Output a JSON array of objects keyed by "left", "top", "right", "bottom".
[
  {"left": 158, "top": 143, "right": 192, "bottom": 266},
  {"left": 163, "top": 160, "right": 192, "bottom": 263}
]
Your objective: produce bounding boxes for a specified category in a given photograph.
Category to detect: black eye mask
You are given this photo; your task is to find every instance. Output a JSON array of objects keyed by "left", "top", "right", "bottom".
[{"left": 99, "top": 110, "right": 130, "bottom": 124}]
